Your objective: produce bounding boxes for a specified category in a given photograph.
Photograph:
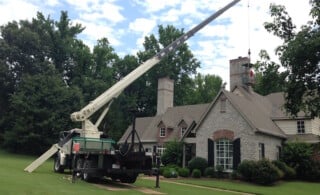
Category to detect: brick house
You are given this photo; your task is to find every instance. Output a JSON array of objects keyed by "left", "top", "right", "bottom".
[{"left": 119, "top": 57, "right": 320, "bottom": 170}]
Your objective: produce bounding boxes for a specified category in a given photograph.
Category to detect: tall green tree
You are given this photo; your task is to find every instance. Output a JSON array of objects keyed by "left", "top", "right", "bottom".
[
  {"left": 253, "top": 50, "right": 288, "bottom": 96},
  {"left": 264, "top": 2, "right": 320, "bottom": 117},
  {"left": 3, "top": 68, "right": 83, "bottom": 154},
  {"left": 49, "top": 11, "right": 85, "bottom": 84},
  {"left": 0, "top": 12, "right": 87, "bottom": 153},
  {"left": 188, "top": 73, "right": 223, "bottom": 104},
  {"left": 0, "top": 13, "right": 54, "bottom": 142}
]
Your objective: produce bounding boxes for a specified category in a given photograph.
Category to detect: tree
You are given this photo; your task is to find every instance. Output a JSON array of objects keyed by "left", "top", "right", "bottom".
[
  {"left": 187, "top": 73, "right": 222, "bottom": 104},
  {"left": 253, "top": 50, "right": 288, "bottom": 95},
  {"left": 0, "top": 13, "right": 55, "bottom": 143},
  {"left": 264, "top": 2, "right": 320, "bottom": 117},
  {"left": 281, "top": 142, "right": 318, "bottom": 180},
  {"left": 161, "top": 140, "right": 183, "bottom": 166},
  {"left": 49, "top": 11, "right": 85, "bottom": 84},
  {"left": 136, "top": 25, "right": 201, "bottom": 115},
  {"left": 0, "top": 12, "right": 87, "bottom": 153},
  {"left": 3, "top": 68, "right": 83, "bottom": 154}
]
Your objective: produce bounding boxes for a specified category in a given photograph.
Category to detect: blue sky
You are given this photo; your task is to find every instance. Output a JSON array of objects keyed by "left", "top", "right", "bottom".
[{"left": 0, "top": 0, "right": 312, "bottom": 88}]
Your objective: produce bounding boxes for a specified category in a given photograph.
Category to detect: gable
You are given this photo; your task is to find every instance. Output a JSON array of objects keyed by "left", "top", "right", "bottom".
[
  {"left": 196, "top": 92, "right": 254, "bottom": 137},
  {"left": 193, "top": 89, "right": 286, "bottom": 139}
]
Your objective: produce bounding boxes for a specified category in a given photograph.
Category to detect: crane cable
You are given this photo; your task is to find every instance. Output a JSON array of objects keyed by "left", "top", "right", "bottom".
[{"left": 247, "top": 0, "right": 251, "bottom": 61}]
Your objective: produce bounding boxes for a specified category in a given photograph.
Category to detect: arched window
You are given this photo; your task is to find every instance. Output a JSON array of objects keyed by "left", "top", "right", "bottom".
[{"left": 215, "top": 138, "right": 233, "bottom": 170}]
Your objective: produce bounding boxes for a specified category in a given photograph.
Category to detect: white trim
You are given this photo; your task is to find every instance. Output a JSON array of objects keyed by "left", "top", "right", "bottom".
[{"left": 160, "top": 127, "right": 166, "bottom": 137}]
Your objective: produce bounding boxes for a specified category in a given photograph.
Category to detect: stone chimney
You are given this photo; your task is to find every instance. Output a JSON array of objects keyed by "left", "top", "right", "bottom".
[
  {"left": 157, "top": 77, "right": 174, "bottom": 115},
  {"left": 229, "top": 56, "right": 255, "bottom": 91}
]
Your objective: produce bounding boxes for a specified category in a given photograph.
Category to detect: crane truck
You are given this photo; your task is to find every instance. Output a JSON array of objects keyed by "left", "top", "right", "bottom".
[{"left": 24, "top": 0, "right": 241, "bottom": 184}]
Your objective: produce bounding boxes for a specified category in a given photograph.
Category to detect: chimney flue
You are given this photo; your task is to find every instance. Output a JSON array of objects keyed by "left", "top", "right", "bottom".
[{"left": 156, "top": 77, "right": 174, "bottom": 115}]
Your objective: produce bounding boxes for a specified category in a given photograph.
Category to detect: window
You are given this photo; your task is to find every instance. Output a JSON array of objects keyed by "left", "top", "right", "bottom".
[
  {"left": 215, "top": 139, "right": 233, "bottom": 170},
  {"left": 259, "top": 143, "right": 265, "bottom": 160},
  {"left": 220, "top": 96, "right": 227, "bottom": 113},
  {"left": 276, "top": 146, "right": 282, "bottom": 160},
  {"left": 297, "top": 120, "right": 305, "bottom": 134},
  {"left": 157, "top": 146, "right": 166, "bottom": 156},
  {"left": 181, "top": 127, "right": 187, "bottom": 136},
  {"left": 160, "top": 127, "right": 166, "bottom": 137}
]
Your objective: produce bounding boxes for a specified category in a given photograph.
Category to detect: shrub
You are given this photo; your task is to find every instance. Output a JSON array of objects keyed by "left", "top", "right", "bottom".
[
  {"left": 165, "top": 164, "right": 180, "bottom": 171},
  {"left": 188, "top": 157, "right": 208, "bottom": 174},
  {"left": 163, "top": 168, "right": 178, "bottom": 178},
  {"left": 178, "top": 167, "right": 190, "bottom": 177},
  {"left": 204, "top": 167, "right": 215, "bottom": 178},
  {"left": 230, "top": 170, "right": 240, "bottom": 180},
  {"left": 192, "top": 169, "right": 201, "bottom": 178},
  {"left": 253, "top": 159, "right": 282, "bottom": 185},
  {"left": 159, "top": 166, "right": 165, "bottom": 175},
  {"left": 237, "top": 160, "right": 257, "bottom": 181},
  {"left": 215, "top": 165, "right": 224, "bottom": 178},
  {"left": 161, "top": 140, "right": 183, "bottom": 166},
  {"left": 272, "top": 160, "right": 296, "bottom": 180},
  {"left": 281, "top": 142, "right": 313, "bottom": 180}
]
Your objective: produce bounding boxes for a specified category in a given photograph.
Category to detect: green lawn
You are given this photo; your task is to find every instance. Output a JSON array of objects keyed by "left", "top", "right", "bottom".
[
  {"left": 0, "top": 150, "right": 319, "bottom": 195},
  {"left": 173, "top": 178, "right": 320, "bottom": 195}
]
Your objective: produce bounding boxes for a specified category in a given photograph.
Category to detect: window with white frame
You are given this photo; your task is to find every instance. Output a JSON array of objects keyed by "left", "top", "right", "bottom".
[
  {"left": 297, "top": 120, "right": 305, "bottom": 134},
  {"left": 215, "top": 139, "right": 233, "bottom": 170},
  {"left": 181, "top": 127, "right": 187, "bottom": 136},
  {"left": 160, "top": 127, "right": 166, "bottom": 137},
  {"left": 157, "top": 146, "right": 166, "bottom": 156}
]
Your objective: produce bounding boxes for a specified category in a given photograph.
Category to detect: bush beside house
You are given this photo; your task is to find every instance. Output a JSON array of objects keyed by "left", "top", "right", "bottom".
[
  {"left": 237, "top": 159, "right": 282, "bottom": 185},
  {"left": 188, "top": 156, "right": 208, "bottom": 175},
  {"left": 282, "top": 142, "right": 320, "bottom": 181}
]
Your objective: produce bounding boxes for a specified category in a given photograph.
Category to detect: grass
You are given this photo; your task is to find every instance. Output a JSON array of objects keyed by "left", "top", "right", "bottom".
[
  {"left": 0, "top": 150, "right": 319, "bottom": 195},
  {"left": 173, "top": 178, "right": 320, "bottom": 195},
  {"left": 0, "top": 150, "right": 233, "bottom": 195},
  {"left": 0, "top": 150, "right": 139, "bottom": 195}
]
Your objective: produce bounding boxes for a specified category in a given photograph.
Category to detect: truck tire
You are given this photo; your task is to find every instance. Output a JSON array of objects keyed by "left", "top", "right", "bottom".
[
  {"left": 120, "top": 174, "right": 138, "bottom": 183},
  {"left": 82, "top": 160, "right": 92, "bottom": 182},
  {"left": 53, "top": 155, "right": 64, "bottom": 173}
]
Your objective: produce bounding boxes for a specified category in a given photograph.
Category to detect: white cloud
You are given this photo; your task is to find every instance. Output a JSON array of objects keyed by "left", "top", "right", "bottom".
[
  {"left": 66, "top": 0, "right": 125, "bottom": 24},
  {"left": 75, "top": 19, "right": 121, "bottom": 49},
  {"left": 132, "top": 0, "right": 181, "bottom": 13},
  {"left": 129, "top": 18, "right": 156, "bottom": 34},
  {"left": 46, "top": 0, "right": 60, "bottom": 6},
  {"left": 0, "top": 0, "right": 38, "bottom": 25},
  {"left": 129, "top": 18, "right": 157, "bottom": 48}
]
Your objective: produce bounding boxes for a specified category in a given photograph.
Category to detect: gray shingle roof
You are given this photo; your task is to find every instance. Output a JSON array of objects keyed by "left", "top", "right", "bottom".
[
  {"left": 265, "top": 92, "right": 307, "bottom": 119},
  {"left": 119, "top": 86, "right": 292, "bottom": 144},
  {"left": 192, "top": 87, "right": 286, "bottom": 139},
  {"left": 118, "top": 104, "right": 209, "bottom": 143},
  {"left": 224, "top": 87, "right": 286, "bottom": 138}
]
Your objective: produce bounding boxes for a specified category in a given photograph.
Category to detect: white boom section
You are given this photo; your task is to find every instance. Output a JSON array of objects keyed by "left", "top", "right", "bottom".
[
  {"left": 70, "top": 0, "right": 241, "bottom": 138},
  {"left": 24, "top": 144, "right": 60, "bottom": 173}
]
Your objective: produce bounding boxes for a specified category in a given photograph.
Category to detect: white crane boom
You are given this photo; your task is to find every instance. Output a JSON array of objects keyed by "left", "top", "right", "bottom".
[{"left": 70, "top": 0, "right": 241, "bottom": 138}]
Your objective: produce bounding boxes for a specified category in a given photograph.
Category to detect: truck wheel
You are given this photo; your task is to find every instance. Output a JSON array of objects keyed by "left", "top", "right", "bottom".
[
  {"left": 120, "top": 174, "right": 137, "bottom": 183},
  {"left": 82, "top": 161, "right": 92, "bottom": 182},
  {"left": 54, "top": 155, "right": 64, "bottom": 173}
]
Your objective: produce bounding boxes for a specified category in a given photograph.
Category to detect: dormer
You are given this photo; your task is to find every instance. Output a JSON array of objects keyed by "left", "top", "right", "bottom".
[
  {"left": 178, "top": 120, "right": 188, "bottom": 137},
  {"left": 158, "top": 121, "right": 166, "bottom": 138}
]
